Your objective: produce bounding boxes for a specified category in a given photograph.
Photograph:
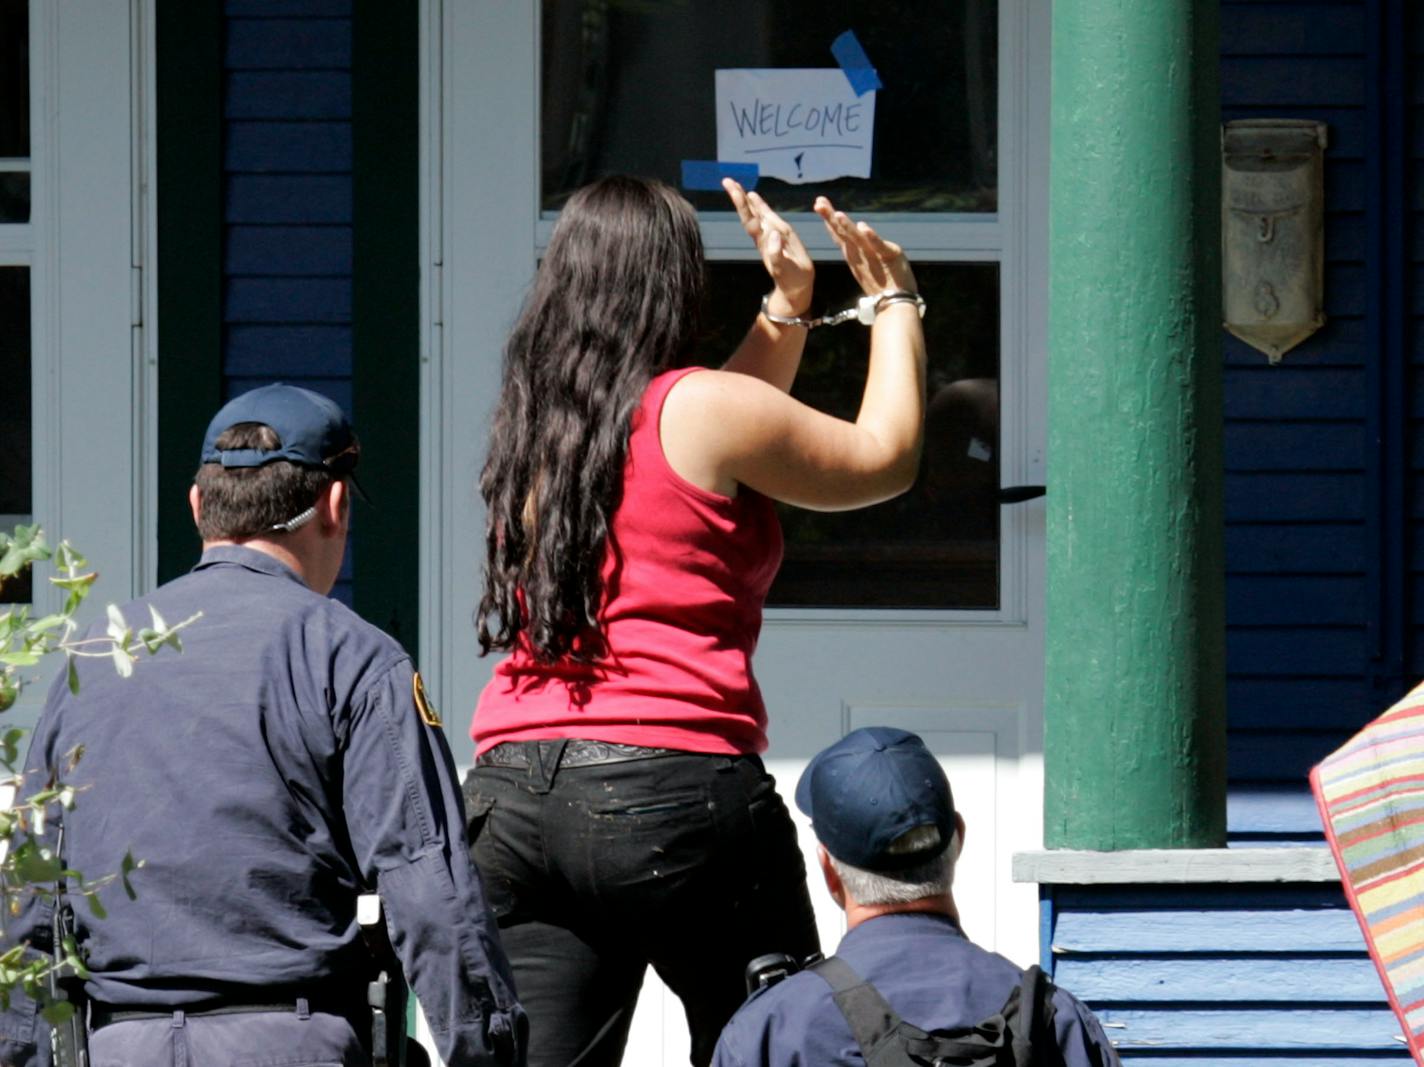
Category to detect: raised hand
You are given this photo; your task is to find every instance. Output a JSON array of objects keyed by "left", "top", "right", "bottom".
[
  {"left": 724, "top": 178, "right": 815, "bottom": 316},
  {"left": 814, "top": 197, "right": 918, "bottom": 298}
]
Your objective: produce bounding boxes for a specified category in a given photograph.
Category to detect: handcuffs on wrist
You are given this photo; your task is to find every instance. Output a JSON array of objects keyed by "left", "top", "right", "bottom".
[{"left": 760, "top": 289, "right": 927, "bottom": 329}]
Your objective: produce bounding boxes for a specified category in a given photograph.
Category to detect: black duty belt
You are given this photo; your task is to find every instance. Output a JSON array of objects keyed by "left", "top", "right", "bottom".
[
  {"left": 477, "top": 739, "right": 684, "bottom": 770},
  {"left": 89, "top": 992, "right": 364, "bottom": 1031}
]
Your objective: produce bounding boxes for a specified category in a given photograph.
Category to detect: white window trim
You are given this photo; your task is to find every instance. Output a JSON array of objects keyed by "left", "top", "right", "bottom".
[{"left": 763, "top": 0, "right": 1050, "bottom": 629}]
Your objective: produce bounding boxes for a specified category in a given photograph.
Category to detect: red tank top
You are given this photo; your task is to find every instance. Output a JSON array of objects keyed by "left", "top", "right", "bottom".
[{"left": 471, "top": 367, "right": 783, "bottom": 755}]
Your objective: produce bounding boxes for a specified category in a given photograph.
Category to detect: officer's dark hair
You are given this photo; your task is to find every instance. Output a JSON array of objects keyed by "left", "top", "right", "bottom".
[{"left": 193, "top": 423, "right": 338, "bottom": 541}]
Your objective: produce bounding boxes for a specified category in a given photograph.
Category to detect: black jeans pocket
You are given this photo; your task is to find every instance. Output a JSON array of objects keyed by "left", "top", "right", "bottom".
[
  {"left": 584, "top": 785, "right": 715, "bottom": 871},
  {"left": 587, "top": 786, "right": 709, "bottom": 819},
  {"left": 562, "top": 771, "right": 720, "bottom": 913}
]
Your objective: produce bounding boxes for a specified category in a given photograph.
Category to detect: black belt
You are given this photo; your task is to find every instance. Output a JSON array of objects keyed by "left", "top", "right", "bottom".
[
  {"left": 477, "top": 739, "right": 683, "bottom": 769},
  {"left": 90, "top": 992, "right": 363, "bottom": 1031}
]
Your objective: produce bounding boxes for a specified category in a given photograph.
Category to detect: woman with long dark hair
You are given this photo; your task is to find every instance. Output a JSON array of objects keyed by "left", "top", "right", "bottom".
[{"left": 464, "top": 174, "right": 926, "bottom": 1067}]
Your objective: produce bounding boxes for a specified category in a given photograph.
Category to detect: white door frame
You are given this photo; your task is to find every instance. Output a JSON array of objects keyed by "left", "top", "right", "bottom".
[{"left": 418, "top": 0, "right": 540, "bottom": 732}]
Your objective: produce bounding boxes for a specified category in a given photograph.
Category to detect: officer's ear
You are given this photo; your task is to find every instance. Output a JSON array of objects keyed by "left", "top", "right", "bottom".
[
  {"left": 317, "top": 479, "right": 348, "bottom": 534},
  {"left": 188, "top": 484, "right": 202, "bottom": 528},
  {"left": 817, "top": 844, "right": 846, "bottom": 909}
]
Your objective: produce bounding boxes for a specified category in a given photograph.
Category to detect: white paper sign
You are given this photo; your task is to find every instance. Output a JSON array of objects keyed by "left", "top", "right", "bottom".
[{"left": 715, "top": 69, "right": 876, "bottom": 184}]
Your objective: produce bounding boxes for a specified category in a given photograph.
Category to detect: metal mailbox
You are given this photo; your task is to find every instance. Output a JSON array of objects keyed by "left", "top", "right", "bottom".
[{"left": 1221, "top": 118, "right": 1328, "bottom": 363}]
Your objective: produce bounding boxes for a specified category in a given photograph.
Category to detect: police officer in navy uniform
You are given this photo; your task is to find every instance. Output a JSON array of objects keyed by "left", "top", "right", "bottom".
[
  {"left": 711, "top": 727, "right": 1120, "bottom": 1067},
  {"left": 0, "top": 384, "right": 526, "bottom": 1067}
]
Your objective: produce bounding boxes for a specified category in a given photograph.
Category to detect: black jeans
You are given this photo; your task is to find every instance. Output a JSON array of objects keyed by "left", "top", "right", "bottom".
[{"left": 462, "top": 745, "right": 821, "bottom": 1067}]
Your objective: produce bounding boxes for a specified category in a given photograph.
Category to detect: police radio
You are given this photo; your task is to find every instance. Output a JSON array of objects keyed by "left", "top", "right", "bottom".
[{"left": 744, "top": 951, "right": 823, "bottom": 996}]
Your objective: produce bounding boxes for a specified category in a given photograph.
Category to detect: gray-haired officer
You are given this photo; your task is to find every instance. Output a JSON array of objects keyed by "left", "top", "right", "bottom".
[
  {"left": 712, "top": 727, "right": 1119, "bottom": 1067},
  {"left": 0, "top": 384, "right": 525, "bottom": 1067}
]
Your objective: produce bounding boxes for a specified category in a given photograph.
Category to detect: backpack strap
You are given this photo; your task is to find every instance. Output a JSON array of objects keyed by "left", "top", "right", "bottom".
[
  {"left": 812, "top": 956, "right": 1062, "bottom": 1067},
  {"left": 809, "top": 956, "right": 905, "bottom": 1061}
]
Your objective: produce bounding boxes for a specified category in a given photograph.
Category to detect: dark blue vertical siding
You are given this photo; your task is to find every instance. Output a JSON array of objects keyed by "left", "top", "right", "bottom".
[
  {"left": 1221, "top": 0, "right": 1413, "bottom": 844},
  {"left": 1405, "top": 9, "right": 1424, "bottom": 725},
  {"left": 221, "top": 0, "right": 355, "bottom": 605}
]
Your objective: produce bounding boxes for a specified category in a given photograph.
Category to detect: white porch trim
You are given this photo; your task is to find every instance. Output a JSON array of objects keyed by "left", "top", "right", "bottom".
[{"left": 1013, "top": 847, "right": 1340, "bottom": 884}]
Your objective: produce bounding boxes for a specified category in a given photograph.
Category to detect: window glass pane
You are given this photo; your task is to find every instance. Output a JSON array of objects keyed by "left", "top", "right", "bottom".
[
  {"left": 541, "top": 1, "right": 997, "bottom": 214},
  {"left": 0, "top": 266, "right": 32, "bottom": 603},
  {"left": 0, "top": 0, "right": 29, "bottom": 157},
  {"left": 701, "top": 262, "right": 1000, "bottom": 608},
  {"left": 0, "top": 172, "right": 28, "bottom": 224},
  {"left": 0, "top": 0, "right": 30, "bottom": 225}
]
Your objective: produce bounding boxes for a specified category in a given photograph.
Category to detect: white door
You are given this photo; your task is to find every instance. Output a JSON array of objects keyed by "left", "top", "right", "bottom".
[{"left": 423, "top": 2, "right": 1049, "bottom": 1061}]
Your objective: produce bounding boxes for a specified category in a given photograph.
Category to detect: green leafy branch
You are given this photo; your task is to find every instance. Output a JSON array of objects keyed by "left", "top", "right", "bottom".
[
  {"left": 0, "top": 525, "right": 196, "bottom": 1018},
  {"left": 0, "top": 526, "right": 199, "bottom": 711}
]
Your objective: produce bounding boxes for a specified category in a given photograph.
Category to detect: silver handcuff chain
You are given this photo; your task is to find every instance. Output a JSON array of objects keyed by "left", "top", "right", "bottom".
[{"left": 760, "top": 290, "right": 927, "bottom": 329}]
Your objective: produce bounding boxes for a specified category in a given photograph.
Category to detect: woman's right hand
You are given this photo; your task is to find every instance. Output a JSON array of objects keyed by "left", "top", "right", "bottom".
[
  {"left": 724, "top": 178, "right": 815, "bottom": 317},
  {"left": 814, "top": 197, "right": 918, "bottom": 298}
]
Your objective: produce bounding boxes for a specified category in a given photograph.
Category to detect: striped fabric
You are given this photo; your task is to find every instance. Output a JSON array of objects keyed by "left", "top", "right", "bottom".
[{"left": 1313, "top": 682, "right": 1424, "bottom": 1065}]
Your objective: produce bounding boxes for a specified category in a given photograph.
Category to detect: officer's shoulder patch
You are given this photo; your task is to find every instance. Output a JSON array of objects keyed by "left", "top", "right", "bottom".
[{"left": 412, "top": 671, "right": 442, "bottom": 728}]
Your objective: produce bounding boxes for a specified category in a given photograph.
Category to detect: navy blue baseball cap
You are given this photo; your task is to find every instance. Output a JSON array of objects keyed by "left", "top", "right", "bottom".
[
  {"left": 795, "top": 727, "right": 956, "bottom": 872},
  {"left": 200, "top": 383, "right": 360, "bottom": 475}
]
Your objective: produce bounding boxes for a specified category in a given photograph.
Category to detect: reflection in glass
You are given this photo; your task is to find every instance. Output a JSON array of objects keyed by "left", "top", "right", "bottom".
[
  {"left": 0, "top": 267, "right": 31, "bottom": 603},
  {"left": 541, "top": 0, "right": 997, "bottom": 214},
  {"left": 701, "top": 262, "right": 1000, "bottom": 608}
]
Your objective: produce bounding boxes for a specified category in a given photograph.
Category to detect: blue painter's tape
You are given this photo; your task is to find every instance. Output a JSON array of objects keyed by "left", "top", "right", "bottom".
[
  {"left": 681, "top": 160, "right": 759, "bottom": 191},
  {"left": 831, "top": 30, "right": 882, "bottom": 96}
]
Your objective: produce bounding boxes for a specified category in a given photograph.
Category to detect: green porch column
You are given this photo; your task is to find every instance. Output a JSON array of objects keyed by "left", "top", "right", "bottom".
[{"left": 1044, "top": 0, "right": 1227, "bottom": 849}]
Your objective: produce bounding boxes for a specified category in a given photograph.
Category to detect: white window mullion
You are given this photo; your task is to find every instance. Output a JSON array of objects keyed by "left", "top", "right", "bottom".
[
  {"left": 131, "top": 0, "right": 158, "bottom": 595},
  {"left": 538, "top": 215, "right": 1007, "bottom": 258}
]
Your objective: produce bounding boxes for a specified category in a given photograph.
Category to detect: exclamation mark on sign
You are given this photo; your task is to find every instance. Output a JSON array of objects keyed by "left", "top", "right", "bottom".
[{"left": 794, "top": 152, "right": 805, "bottom": 179}]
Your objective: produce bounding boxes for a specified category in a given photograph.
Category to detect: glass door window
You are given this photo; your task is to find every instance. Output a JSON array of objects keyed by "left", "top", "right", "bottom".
[
  {"left": 1, "top": 0, "right": 33, "bottom": 603},
  {"left": 702, "top": 261, "right": 1000, "bottom": 607},
  {"left": 541, "top": 0, "right": 996, "bottom": 214},
  {"left": 0, "top": 268, "right": 31, "bottom": 523},
  {"left": 540, "top": 0, "right": 1005, "bottom": 609}
]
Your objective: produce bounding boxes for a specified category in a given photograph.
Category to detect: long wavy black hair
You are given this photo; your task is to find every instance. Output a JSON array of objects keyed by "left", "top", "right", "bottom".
[{"left": 477, "top": 175, "right": 707, "bottom": 662}]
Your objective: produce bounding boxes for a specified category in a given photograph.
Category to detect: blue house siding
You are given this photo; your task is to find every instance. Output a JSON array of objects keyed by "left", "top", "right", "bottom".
[
  {"left": 221, "top": 0, "right": 355, "bottom": 603},
  {"left": 1048, "top": 883, "right": 1410, "bottom": 1063},
  {"left": 1222, "top": 0, "right": 1415, "bottom": 848},
  {"left": 1408, "top": 12, "right": 1424, "bottom": 698}
]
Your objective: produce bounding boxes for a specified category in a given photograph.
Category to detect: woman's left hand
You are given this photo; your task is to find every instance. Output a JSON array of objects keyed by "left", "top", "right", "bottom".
[{"left": 724, "top": 179, "right": 814, "bottom": 318}]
